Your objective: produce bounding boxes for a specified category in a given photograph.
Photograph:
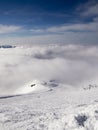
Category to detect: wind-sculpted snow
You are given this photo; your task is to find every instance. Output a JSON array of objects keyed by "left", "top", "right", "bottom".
[
  {"left": 0, "top": 87, "right": 98, "bottom": 130},
  {"left": 0, "top": 44, "right": 98, "bottom": 95}
]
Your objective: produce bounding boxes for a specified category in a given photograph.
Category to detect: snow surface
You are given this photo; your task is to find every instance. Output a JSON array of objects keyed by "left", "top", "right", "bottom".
[
  {"left": 0, "top": 85, "right": 98, "bottom": 130},
  {"left": 0, "top": 44, "right": 98, "bottom": 130}
]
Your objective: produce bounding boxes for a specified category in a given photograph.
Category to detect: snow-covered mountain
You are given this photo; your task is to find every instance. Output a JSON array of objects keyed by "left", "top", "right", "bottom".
[{"left": 0, "top": 45, "right": 16, "bottom": 49}]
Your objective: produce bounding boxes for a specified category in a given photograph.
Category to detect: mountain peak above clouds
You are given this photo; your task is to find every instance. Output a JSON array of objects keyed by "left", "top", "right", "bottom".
[{"left": 0, "top": 45, "right": 16, "bottom": 49}]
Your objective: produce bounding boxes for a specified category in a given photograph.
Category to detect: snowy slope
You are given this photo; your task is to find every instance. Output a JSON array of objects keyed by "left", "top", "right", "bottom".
[
  {"left": 15, "top": 80, "right": 50, "bottom": 95},
  {"left": 0, "top": 85, "right": 98, "bottom": 130}
]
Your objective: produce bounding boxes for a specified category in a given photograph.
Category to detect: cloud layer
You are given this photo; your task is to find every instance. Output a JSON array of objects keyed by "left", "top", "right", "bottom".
[
  {"left": 0, "top": 44, "right": 98, "bottom": 95},
  {"left": 0, "top": 24, "right": 22, "bottom": 34}
]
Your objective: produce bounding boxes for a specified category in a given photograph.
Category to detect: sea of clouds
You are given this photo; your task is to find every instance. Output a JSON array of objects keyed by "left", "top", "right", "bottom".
[{"left": 0, "top": 44, "right": 98, "bottom": 96}]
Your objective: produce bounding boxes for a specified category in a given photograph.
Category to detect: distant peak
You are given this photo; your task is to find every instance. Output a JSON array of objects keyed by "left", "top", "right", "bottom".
[{"left": 0, "top": 45, "right": 16, "bottom": 49}]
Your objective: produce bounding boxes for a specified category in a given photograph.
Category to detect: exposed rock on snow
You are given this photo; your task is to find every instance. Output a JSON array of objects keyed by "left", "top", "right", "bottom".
[
  {"left": 15, "top": 80, "right": 50, "bottom": 95},
  {"left": 83, "top": 84, "right": 98, "bottom": 90}
]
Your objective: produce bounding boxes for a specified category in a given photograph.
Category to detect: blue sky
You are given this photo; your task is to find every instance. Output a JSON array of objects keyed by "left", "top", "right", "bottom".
[{"left": 0, "top": 0, "right": 98, "bottom": 45}]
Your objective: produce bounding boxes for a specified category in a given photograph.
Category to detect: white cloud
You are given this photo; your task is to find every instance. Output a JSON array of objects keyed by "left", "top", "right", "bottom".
[
  {"left": 30, "top": 29, "right": 45, "bottom": 33},
  {"left": 0, "top": 24, "right": 22, "bottom": 34},
  {"left": 47, "top": 22, "right": 98, "bottom": 32},
  {"left": 0, "top": 29, "right": 98, "bottom": 45},
  {"left": 0, "top": 44, "right": 98, "bottom": 95},
  {"left": 76, "top": 1, "right": 98, "bottom": 17},
  {"left": 30, "top": 20, "right": 98, "bottom": 34},
  {"left": 27, "top": 16, "right": 98, "bottom": 45},
  {"left": 82, "top": 3, "right": 98, "bottom": 16}
]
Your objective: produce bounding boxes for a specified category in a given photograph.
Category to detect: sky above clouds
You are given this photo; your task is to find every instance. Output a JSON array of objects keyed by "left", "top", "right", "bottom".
[{"left": 0, "top": 0, "right": 98, "bottom": 45}]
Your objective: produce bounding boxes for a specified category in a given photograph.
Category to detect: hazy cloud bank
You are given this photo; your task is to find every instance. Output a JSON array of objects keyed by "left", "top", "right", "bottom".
[
  {"left": 0, "top": 44, "right": 98, "bottom": 95},
  {"left": 0, "top": 24, "right": 22, "bottom": 34}
]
